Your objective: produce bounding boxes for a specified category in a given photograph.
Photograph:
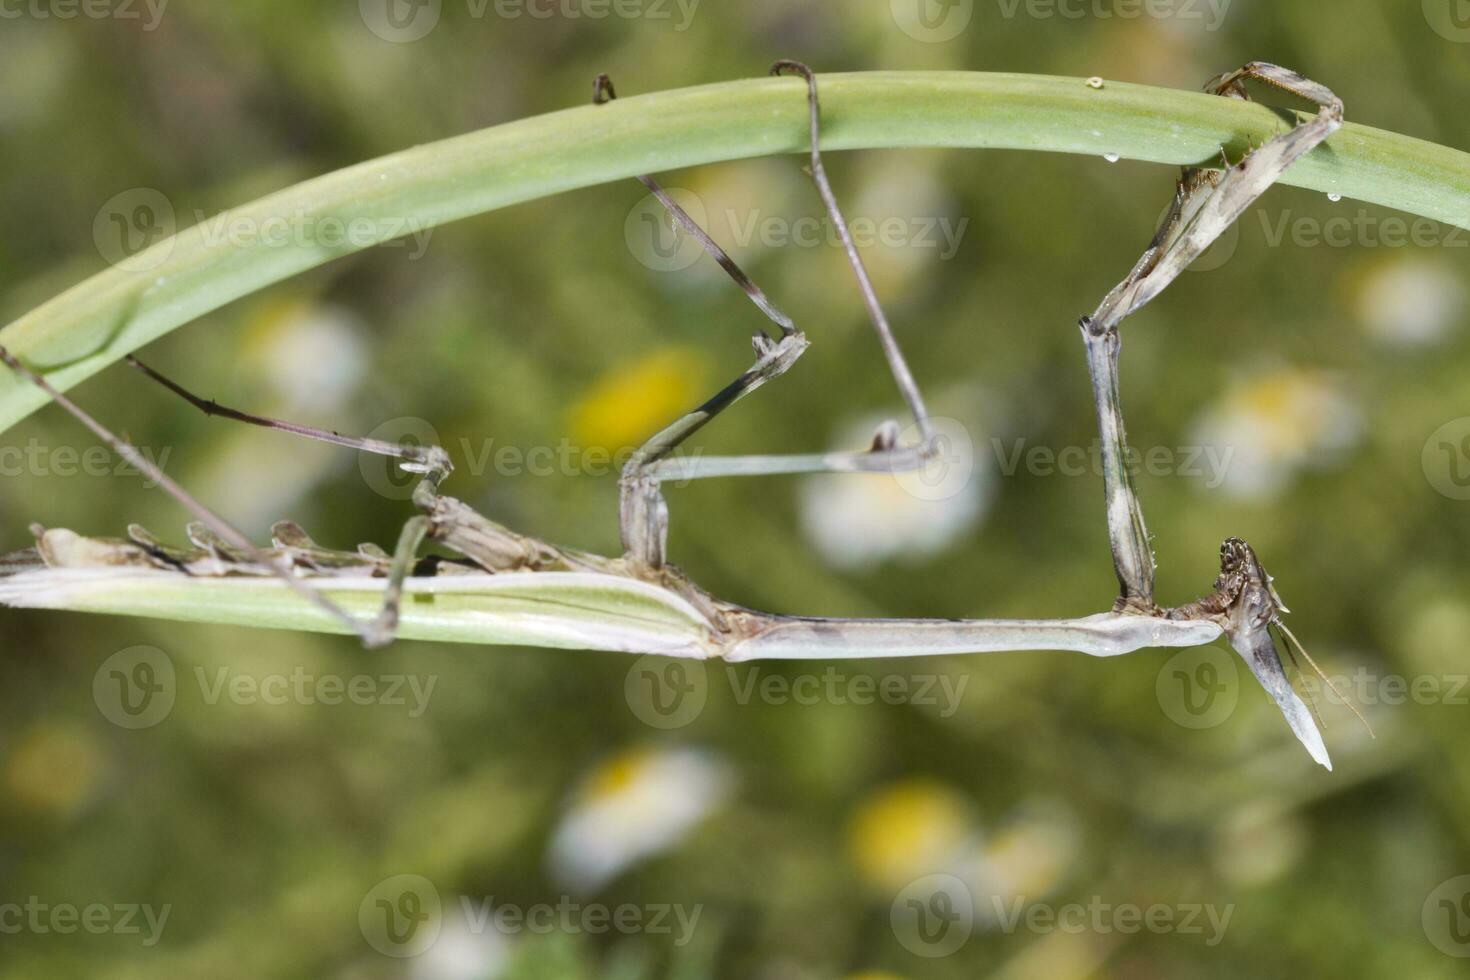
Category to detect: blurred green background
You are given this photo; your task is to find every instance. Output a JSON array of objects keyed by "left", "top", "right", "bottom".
[{"left": 3, "top": 0, "right": 1470, "bottom": 976}]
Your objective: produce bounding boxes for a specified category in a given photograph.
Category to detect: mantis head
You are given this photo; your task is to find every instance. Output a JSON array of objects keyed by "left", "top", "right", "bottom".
[{"left": 1213, "top": 538, "right": 1332, "bottom": 769}]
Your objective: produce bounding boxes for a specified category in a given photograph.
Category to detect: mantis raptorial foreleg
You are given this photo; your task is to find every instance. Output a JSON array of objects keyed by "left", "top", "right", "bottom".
[
  {"left": 120, "top": 355, "right": 450, "bottom": 643},
  {"left": 0, "top": 345, "right": 420, "bottom": 647},
  {"left": 769, "top": 60, "right": 935, "bottom": 446},
  {"left": 1080, "top": 62, "right": 1343, "bottom": 611},
  {"left": 1072, "top": 62, "right": 1358, "bottom": 763},
  {"left": 599, "top": 64, "right": 940, "bottom": 568}
]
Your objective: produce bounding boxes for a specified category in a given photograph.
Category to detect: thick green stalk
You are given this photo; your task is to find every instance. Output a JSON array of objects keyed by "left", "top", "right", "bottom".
[{"left": 1, "top": 70, "right": 1468, "bottom": 435}]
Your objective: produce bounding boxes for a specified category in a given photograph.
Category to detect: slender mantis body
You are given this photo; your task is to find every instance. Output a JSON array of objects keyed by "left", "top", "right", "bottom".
[{"left": 0, "top": 61, "right": 1367, "bottom": 767}]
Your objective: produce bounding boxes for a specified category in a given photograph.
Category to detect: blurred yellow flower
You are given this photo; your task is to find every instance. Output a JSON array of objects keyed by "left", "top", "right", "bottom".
[
  {"left": 567, "top": 348, "right": 706, "bottom": 452},
  {"left": 846, "top": 779, "right": 975, "bottom": 891},
  {"left": 4, "top": 723, "right": 101, "bottom": 817}
]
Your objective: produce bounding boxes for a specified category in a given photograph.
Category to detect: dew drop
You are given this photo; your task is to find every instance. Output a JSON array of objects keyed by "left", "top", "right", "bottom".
[
  {"left": 1327, "top": 192, "right": 1342, "bottom": 202},
  {"left": 1086, "top": 76, "right": 1105, "bottom": 89},
  {"left": 1103, "top": 153, "right": 1120, "bottom": 163}
]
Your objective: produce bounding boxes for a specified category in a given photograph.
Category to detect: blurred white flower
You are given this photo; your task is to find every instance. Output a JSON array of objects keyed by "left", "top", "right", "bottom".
[
  {"left": 254, "top": 301, "right": 370, "bottom": 414},
  {"left": 850, "top": 155, "right": 966, "bottom": 296},
  {"left": 969, "top": 803, "right": 1079, "bottom": 929},
  {"left": 200, "top": 301, "right": 371, "bottom": 525},
  {"left": 800, "top": 415, "right": 990, "bottom": 570},
  {"left": 1211, "top": 801, "right": 1304, "bottom": 888},
  {"left": 547, "top": 746, "right": 733, "bottom": 893},
  {"left": 411, "top": 914, "right": 510, "bottom": 980},
  {"left": 1189, "top": 367, "right": 1361, "bottom": 500},
  {"left": 1355, "top": 258, "right": 1466, "bottom": 347}
]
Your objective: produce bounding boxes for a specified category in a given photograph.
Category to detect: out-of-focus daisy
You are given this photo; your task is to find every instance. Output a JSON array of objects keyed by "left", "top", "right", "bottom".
[
  {"left": 848, "top": 783, "right": 1079, "bottom": 930},
  {"left": 248, "top": 298, "right": 371, "bottom": 415},
  {"left": 800, "top": 415, "right": 990, "bottom": 570},
  {"left": 846, "top": 155, "right": 967, "bottom": 298},
  {"left": 969, "top": 803, "right": 1079, "bottom": 929},
  {"left": 1211, "top": 800, "right": 1304, "bottom": 888},
  {"left": 567, "top": 348, "right": 707, "bottom": 453},
  {"left": 846, "top": 779, "right": 978, "bottom": 892},
  {"left": 199, "top": 299, "right": 371, "bottom": 524},
  {"left": 1354, "top": 258, "right": 1466, "bottom": 347},
  {"left": 411, "top": 913, "right": 510, "bottom": 980},
  {"left": 547, "top": 746, "right": 732, "bottom": 893},
  {"left": 1188, "top": 367, "right": 1361, "bottom": 500}
]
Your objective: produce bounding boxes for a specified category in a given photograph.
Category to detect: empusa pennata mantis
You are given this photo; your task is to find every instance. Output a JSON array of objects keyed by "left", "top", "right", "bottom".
[{"left": 0, "top": 61, "right": 1370, "bottom": 768}]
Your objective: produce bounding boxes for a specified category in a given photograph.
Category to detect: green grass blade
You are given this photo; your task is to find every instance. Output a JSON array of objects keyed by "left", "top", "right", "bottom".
[{"left": 2, "top": 70, "right": 1468, "bottom": 435}]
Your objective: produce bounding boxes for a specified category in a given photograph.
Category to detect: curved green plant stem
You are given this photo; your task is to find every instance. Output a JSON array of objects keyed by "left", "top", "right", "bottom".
[{"left": 2, "top": 70, "right": 1469, "bottom": 435}]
